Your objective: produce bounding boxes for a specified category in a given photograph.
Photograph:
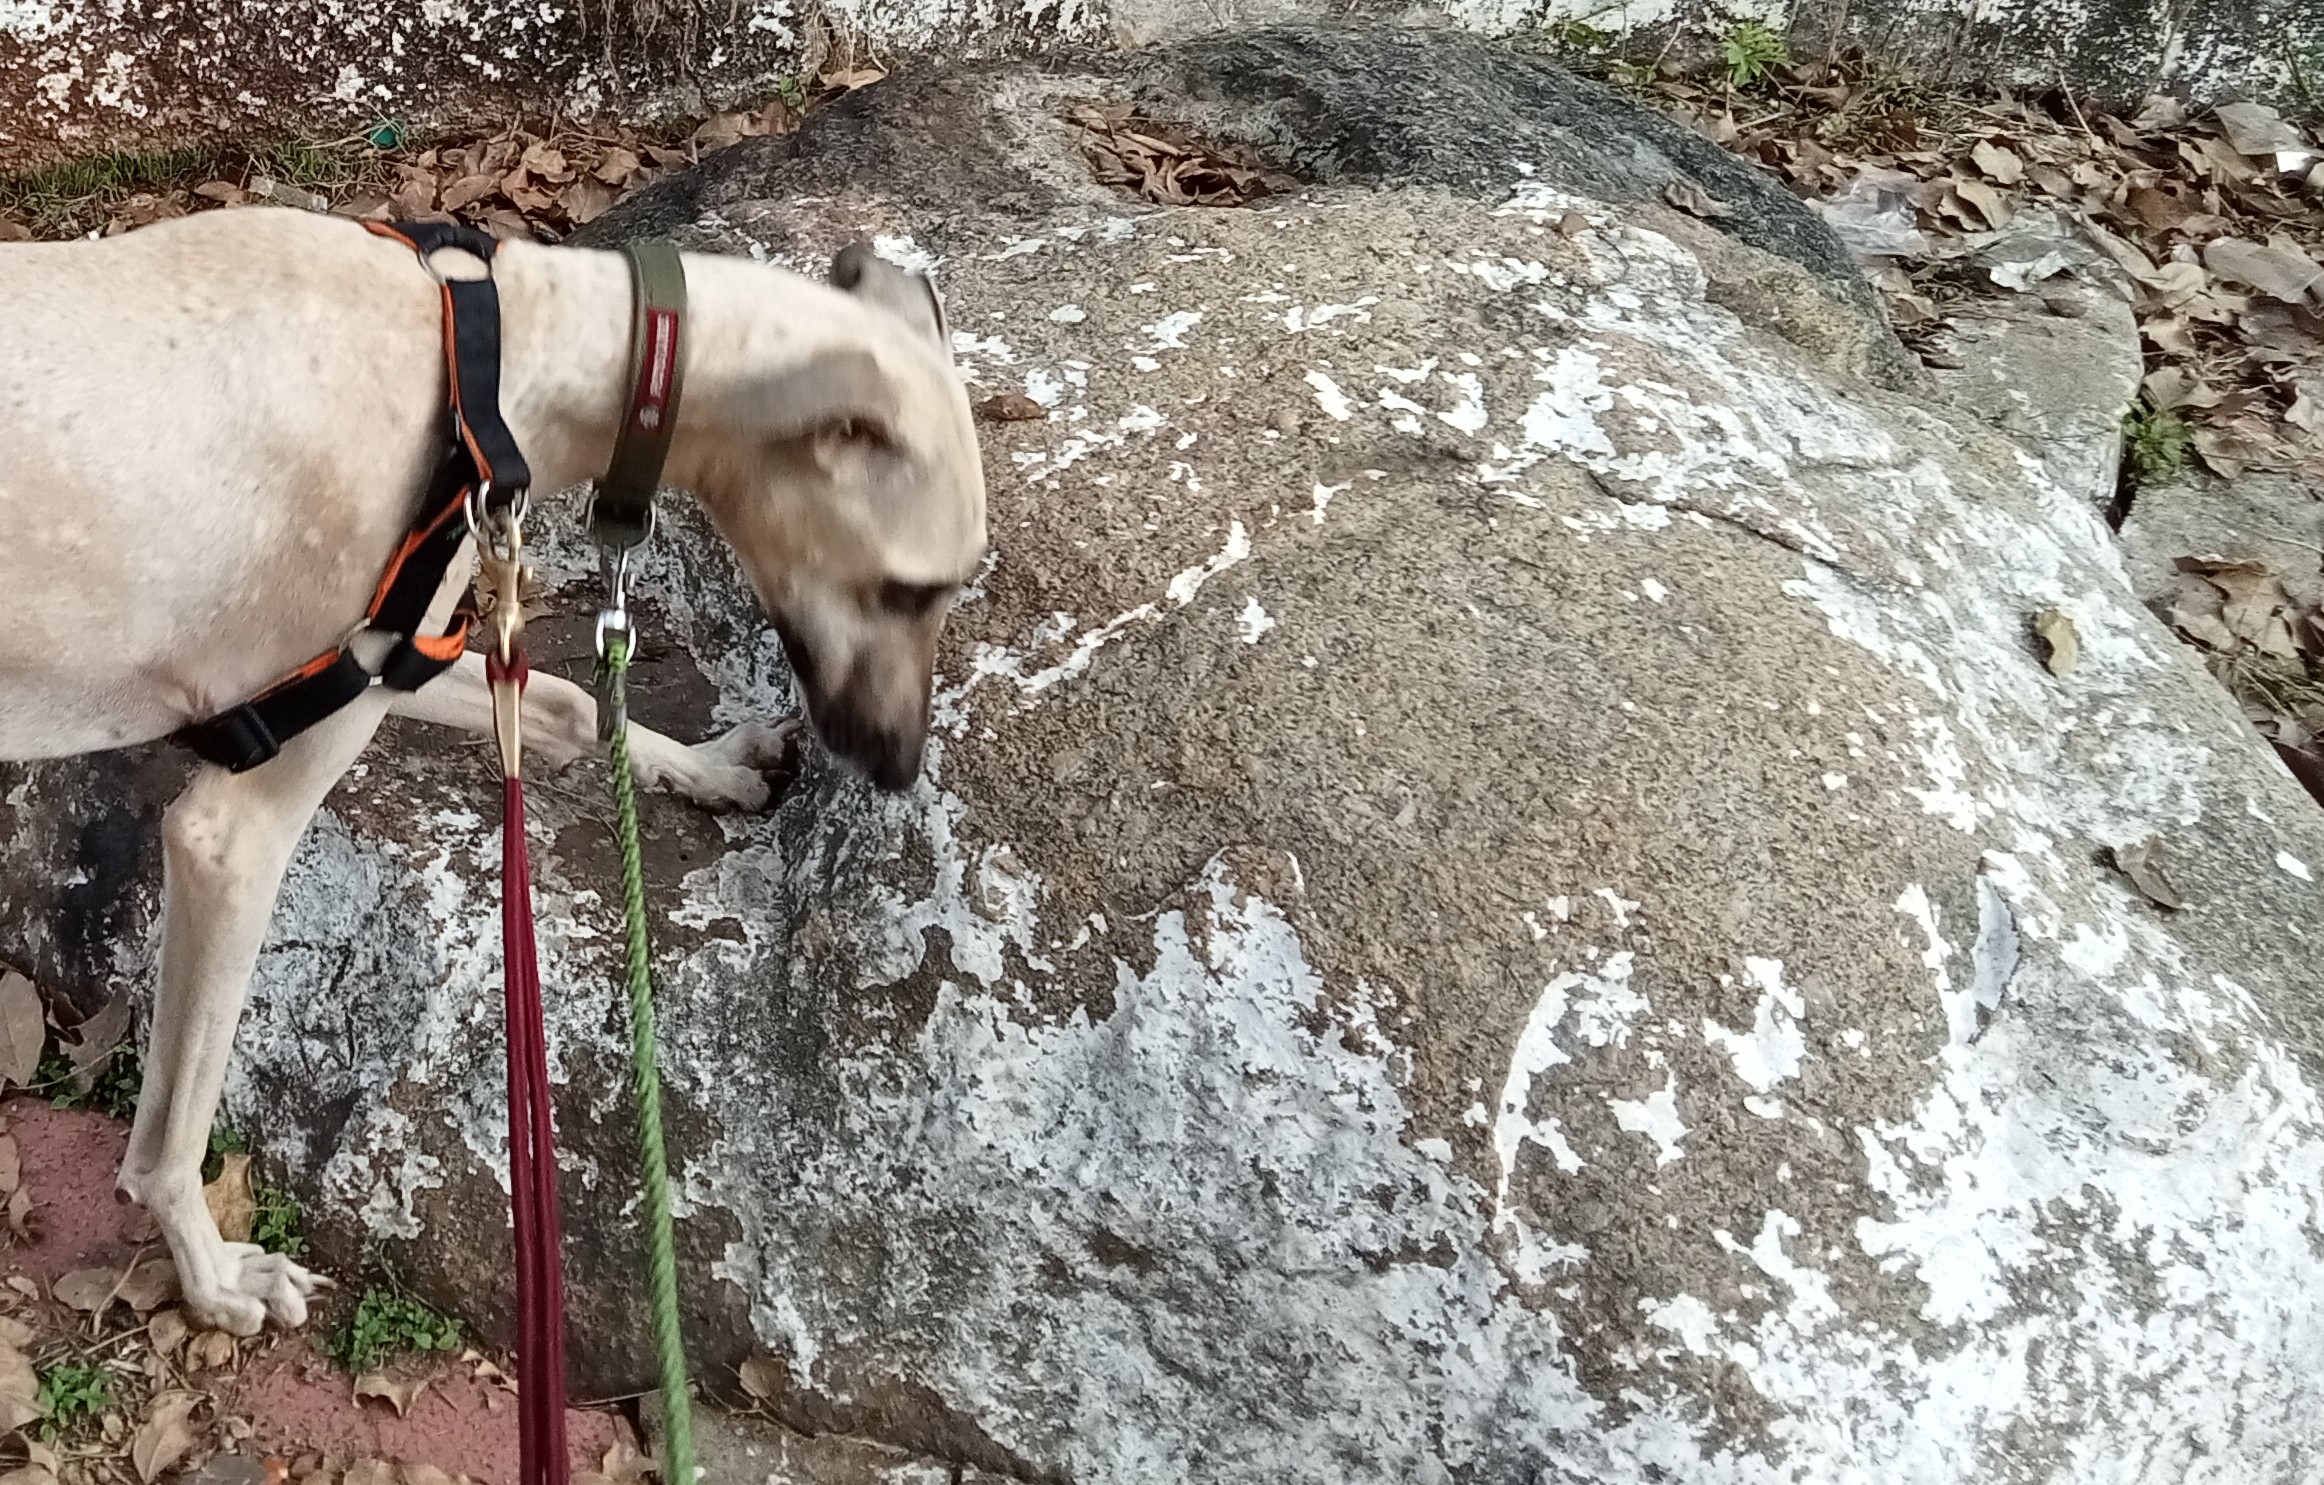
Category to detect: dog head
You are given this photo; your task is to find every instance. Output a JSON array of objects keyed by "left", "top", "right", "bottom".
[{"left": 686, "top": 244, "right": 987, "bottom": 791}]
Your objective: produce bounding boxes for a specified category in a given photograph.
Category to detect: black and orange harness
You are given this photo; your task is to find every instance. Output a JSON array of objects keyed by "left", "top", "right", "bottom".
[{"left": 174, "top": 220, "right": 534, "bottom": 772}]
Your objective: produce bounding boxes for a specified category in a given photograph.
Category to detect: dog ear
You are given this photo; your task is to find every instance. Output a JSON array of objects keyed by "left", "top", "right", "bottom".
[
  {"left": 831, "top": 242, "right": 949, "bottom": 349},
  {"left": 750, "top": 347, "right": 904, "bottom": 449}
]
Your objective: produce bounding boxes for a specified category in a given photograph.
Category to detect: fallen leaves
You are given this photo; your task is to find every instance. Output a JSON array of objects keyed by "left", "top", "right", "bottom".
[
  {"left": 2112, "top": 836, "right": 2188, "bottom": 910},
  {"left": 1662, "top": 177, "right": 1734, "bottom": 219},
  {"left": 55, "top": 1267, "right": 124, "bottom": 1316},
  {"left": 351, "top": 1370, "right": 431, "bottom": 1417},
  {"left": 738, "top": 1351, "right": 785, "bottom": 1400},
  {"left": 0, "top": 1338, "right": 39, "bottom": 1431},
  {"left": 1070, "top": 103, "right": 1298, "bottom": 209},
  {"left": 60, "top": 985, "right": 134, "bottom": 1098},
  {"left": 974, "top": 393, "right": 1048, "bottom": 423},
  {"left": 0, "top": 974, "right": 41, "bottom": 1090},
  {"left": 2159, "top": 554, "right": 2324, "bottom": 808},
  {"left": 1619, "top": 55, "right": 2324, "bottom": 482},
  {"left": 2032, "top": 607, "right": 2080, "bottom": 675},
  {"left": 205, "top": 1153, "right": 256, "bottom": 1245},
  {"left": 132, "top": 1390, "right": 203, "bottom": 1483}
]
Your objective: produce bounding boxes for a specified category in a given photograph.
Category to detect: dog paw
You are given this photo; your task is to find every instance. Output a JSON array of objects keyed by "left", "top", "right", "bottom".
[
  {"left": 184, "top": 1245, "right": 331, "bottom": 1337},
  {"left": 670, "top": 718, "right": 802, "bottom": 813}
]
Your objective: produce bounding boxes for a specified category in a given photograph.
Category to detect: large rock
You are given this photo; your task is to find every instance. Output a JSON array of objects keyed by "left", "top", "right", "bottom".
[{"left": 5, "top": 22, "right": 2323, "bottom": 1483}]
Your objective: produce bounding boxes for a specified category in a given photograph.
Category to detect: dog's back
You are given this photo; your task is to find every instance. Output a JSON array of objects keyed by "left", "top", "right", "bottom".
[{"left": 0, "top": 211, "right": 449, "bottom": 759}]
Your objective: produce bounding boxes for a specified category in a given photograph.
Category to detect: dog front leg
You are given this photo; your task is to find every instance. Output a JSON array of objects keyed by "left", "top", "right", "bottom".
[
  {"left": 390, "top": 650, "right": 797, "bottom": 812},
  {"left": 119, "top": 694, "right": 395, "bottom": 1336}
]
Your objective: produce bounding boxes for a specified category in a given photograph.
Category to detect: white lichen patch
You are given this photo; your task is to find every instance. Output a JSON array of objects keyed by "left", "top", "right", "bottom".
[{"left": 1702, "top": 957, "right": 1807, "bottom": 1094}]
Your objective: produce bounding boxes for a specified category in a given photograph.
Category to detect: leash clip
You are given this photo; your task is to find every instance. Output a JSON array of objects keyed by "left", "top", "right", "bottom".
[{"left": 593, "top": 542, "right": 638, "bottom": 742}]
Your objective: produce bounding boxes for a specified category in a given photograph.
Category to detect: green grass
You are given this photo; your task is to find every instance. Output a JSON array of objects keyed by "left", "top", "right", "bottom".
[
  {"left": 0, "top": 139, "right": 380, "bottom": 237},
  {"left": 1719, "top": 20, "right": 1790, "bottom": 89},
  {"left": 2123, "top": 402, "right": 2195, "bottom": 486},
  {"left": 327, "top": 1287, "right": 461, "bottom": 1373},
  {"left": 37, "top": 1046, "right": 141, "bottom": 1121},
  {"left": 34, "top": 1361, "right": 111, "bottom": 1439}
]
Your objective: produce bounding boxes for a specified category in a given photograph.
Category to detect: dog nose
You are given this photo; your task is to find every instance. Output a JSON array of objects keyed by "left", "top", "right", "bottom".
[{"left": 863, "top": 732, "right": 924, "bottom": 792}]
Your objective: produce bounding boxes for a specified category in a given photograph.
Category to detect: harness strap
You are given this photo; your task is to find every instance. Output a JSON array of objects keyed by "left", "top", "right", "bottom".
[{"left": 174, "top": 221, "right": 531, "bottom": 772}]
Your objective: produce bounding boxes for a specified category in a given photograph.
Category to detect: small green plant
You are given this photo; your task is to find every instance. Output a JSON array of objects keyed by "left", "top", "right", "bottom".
[
  {"left": 1719, "top": 20, "right": 1790, "bottom": 89},
  {"left": 2123, "top": 402, "right": 2195, "bottom": 486},
  {"left": 774, "top": 74, "right": 810, "bottom": 110},
  {"left": 204, "top": 1127, "right": 306, "bottom": 1256},
  {"left": 203, "top": 1125, "right": 249, "bottom": 1183},
  {"left": 34, "top": 1361, "right": 111, "bottom": 1439},
  {"left": 251, "top": 1178, "right": 307, "bottom": 1258},
  {"left": 39, "top": 1046, "right": 141, "bottom": 1120},
  {"left": 327, "top": 1287, "right": 461, "bottom": 1373}
]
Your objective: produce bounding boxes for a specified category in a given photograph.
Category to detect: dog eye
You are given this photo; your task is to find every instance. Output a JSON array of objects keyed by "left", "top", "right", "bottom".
[{"left": 875, "top": 580, "right": 954, "bottom": 617}]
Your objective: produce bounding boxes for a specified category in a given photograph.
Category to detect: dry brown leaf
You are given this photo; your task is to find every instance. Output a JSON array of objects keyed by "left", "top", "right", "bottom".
[
  {"left": 1969, "top": 139, "right": 2024, "bottom": 185},
  {"left": 1662, "top": 178, "right": 1733, "bottom": 220},
  {"left": 2125, "top": 184, "right": 2194, "bottom": 232},
  {"left": 132, "top": 1390, "right": 202, "bottom": 1483},
  {"left": 975, "top": 394, "right": 1048, "bottom": 423},
  {"left": 819, "top": 64, "right": 886, "bottom": 92},
  {"left": 2113, "top": 837, "right": 2187, "bottom": 910},
  {"left": 2033, "top": 608, "right": 2079, "bottom": 676},
  {"left": 596, "top": 1441, "right": 655, "bottom": 1483},
  {"left": 0, "top": 1340, "right": 39, "bottom": 1432},
  {"left": 501, "top": 172, "right": 558, "bottom": 215},
  {"left": 2182, "top": 558, "right": 2304, "bottom": 657},
  {"left": 2135, "top": 258, "right": 2210, "bottom": 310},
  {"left": 148, "top": 1308, "right": 189, "bottom": 1358},
  {"left": 2140, "top": 313, "right": 2200, "bottom": 358},
  {"left": 0, "top": 1466, "right": 56, "bottom": 1485},
  {"left": 119, "top": 1257, "right": 179, "bottom": 1313},
  {"left": 738, "top": 1352, "right": 785, "bottom": 1400},
  {"left": 205, "top": 1152, "right": 256, "bottom": 1245},
  {"left": 476, "top": 208, "right": 536, "bottom": 242},
  {"left": 2141, "top": 365, "right": 2222, "bottom": 411},
  {"left": 1950, "top": 176, "right": 2012, "bottom": 229},
  {"left": 55, "top": 1266, "right": 121, "bottom": 1315},
  {"left": 1557, "top": 210, "right": 1591, "bottom": 236},
  {"left": 0, "top": 974, "right": 41, "bottom": 1090},
  {"left": 2191, "top": 423, "right": 2281, "bottom": 479},
  {"left": 0, "top": 219, "right": 31, "bottom": 242},
  {"left": 2203, "top": 237, "right": 2324, "bottom": 303},
  {"left": 439, "top": 173, "right": 501, "bottom": 212},
  {"left": 557, "top": 179, "right": 615, "bottom": 226},
  {"left": 186, "top": 1329, "right": 236, "bottom": 1371},
  {"left": 2214, "top": 102, "right": 2307, "bottom": 159},
  {"left": 0, "top": 1132, "right": 17, "bottom": 1199},
  {"left": 0, "top": 1315, "right": 33, "bottom": 1350},
  {"left": 352, "top": 1371, "right": 430, "bottom": 1417},
  {"left": 2287, "top": 377, "right": 2324, "bottom": 436},
  {"left": 594, "top": 147, "right": 643, "bottom": 185},
  {"left": 63, "top": 984, "right": 132, "bottom": 1094},
  {"left": 519, "top": 142, "right": 571, "bottom": 182},
  {"left": 344, "top": 1457, "right": 398, "bottom": 1485},
  {"left": 398, "top": 1467, "right": 454, "bottom": 1485},
  {"left": 391, "top": 177, "right": 437, "bottom": 217}
]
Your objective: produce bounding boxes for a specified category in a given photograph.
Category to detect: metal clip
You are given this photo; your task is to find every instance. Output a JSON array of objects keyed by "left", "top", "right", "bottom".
[
  {"left": 593, "top": 542, "right": 636, "bottom": 742},
  {"left": 477, "top": 508, "right": 532, "bottom": 779}
]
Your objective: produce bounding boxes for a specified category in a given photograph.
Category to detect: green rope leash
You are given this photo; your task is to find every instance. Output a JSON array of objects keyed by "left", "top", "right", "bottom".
[{"left": 603, "top": 632, "right": 697, "bottom": 1483}]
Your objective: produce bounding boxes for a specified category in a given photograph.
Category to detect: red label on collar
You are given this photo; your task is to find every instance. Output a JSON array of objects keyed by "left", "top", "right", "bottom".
[{"left": 630, "top": 307, "right": 681, "bottom": 435}]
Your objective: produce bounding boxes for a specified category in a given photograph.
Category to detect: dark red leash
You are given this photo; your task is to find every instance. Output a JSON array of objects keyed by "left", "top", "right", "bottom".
[{"left": 491, "top": 640, "right": 572, "bottom": 1484}]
